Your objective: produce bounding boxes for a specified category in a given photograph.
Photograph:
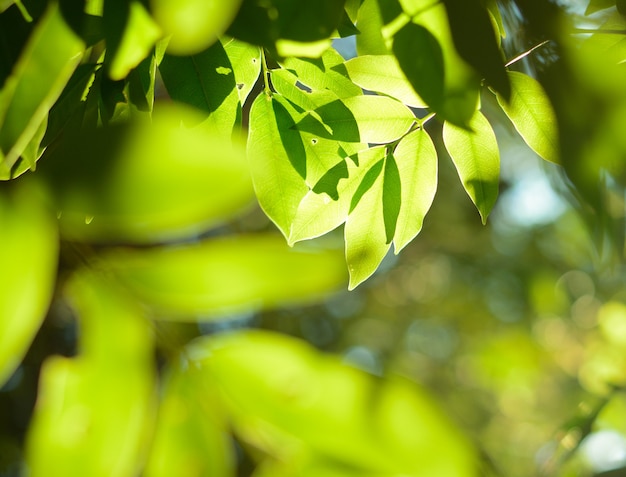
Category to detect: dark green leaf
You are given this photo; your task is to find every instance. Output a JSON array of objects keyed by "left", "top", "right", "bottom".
[{"left": 382, "top": 153, "right": 401, "bottom": 244}]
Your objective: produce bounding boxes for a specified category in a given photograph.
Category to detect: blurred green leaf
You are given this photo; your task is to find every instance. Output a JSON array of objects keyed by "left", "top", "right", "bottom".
[
  {"left": 0, "top": 2, "right": 84, "bottom": 177},
  {"left": 145, "top": 365, "right": 235, "bottom": 477},
  {"left": 25, "top": 272, "right": 155, "bottom": 477},
  {"left": 585, "top": 0, "right": 615, "bottom": 15},
  {"left": 393, "top": 128, "right": 438, "bottom": 253},
  {"left": 443, "top": 110, "right": 500, "bottom": 224},
  {"left": 150, "top": 0, "right": 242, "bottom": 55},
  {"left": 189, "top": 330, "right": 477, "bottom": 476},
  {"left": 0, "top": 185, "right": 57, "bottom": 388},
  {"left": 37, "top": 104, "right": 254, "bottom": 243},
  {"left": 496, "top": 71, "right": 559, "bottom": 164},
  {"left": 159, "top": 40, "right": 240, "bottom": 135},
  {"left": 247, "top": 93, "right": 308, "bottom": 237},
  {"left": 289, "top": 146, "right": 384, "bottom": 245},
  {"left": 442, "top": 0, "right": 510, "bottom": 99},
  {"left": 222, "top": 37, "right": 262, "bottom": 105},
  {"left": 295, "top": 96, "right": 415, "bottom": 144},
  {"left": 98, "top": 234, "right": 347, "bottom": 319},
  {"left": 343, "top": 55, "right": 427, "bottom": 108}
]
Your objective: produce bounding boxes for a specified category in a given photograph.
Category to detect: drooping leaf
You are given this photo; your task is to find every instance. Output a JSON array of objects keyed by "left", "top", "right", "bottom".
[
  {"left": 99, "top": 234, "right": 347, "bottom": 319},
  {"left": 247, "top": 93, "right": 308, "bottom": 237},
  {"left": 188, "top": 330, "right": 478, "bottom": 476},
  {"left": 486, "top": 0, "right": 506, "bottom": 39},
  {"left": 289, "top": 146, "right": 385, "bottom": 245},
  {"left": 37, "top": 104, "right": 255, "bottom": 243},
  {"left": 150, "top": 0, "right": 242, "bottom": 55},
  {"left": 345, "top": 155, "right": 398, "bottom": 290},
  {"left": 25, "top": 271, "right": 155, "bottom": 477},
  {"left": 144, "top": 365, "right": 235, "bottom": 477},
  {"left": 104, "top": 0, "right": 161, "bottom": 81},
  {"left": 222, "top": 37, "right": 262, "bottom": 105},
  {"left": 442, "top": 0, "right": 510, "bottom": 99},
  {"left": 159, "top": 41, "right": 240, "bottom": 135},
  {"left": 496, "top": 71, "right": 559, "bottom": 164},
  {"left": 227, "top": 0, "right": 346, "bottom": 50},
  {"left": 0, "top": 185, "right": 57, "bottom": 388},
  {"left": 295, "top": 96, "right": 415, "bottom": 144},
  {"left": 343, "top": 55, "right": 427, "bottom": 108},
  {"left": 393, "top": 128, "right": 438, "bottom": 252},
  {"left": 443, "top": 110, "right": 500, "bottom": 224},
  {"left": 125, "top": 50, "right": 157, "bottom": 115},
  {"left": 355, "top": 0, "right": 388, "bottom": 55},
  {"left": 0, "top": 2, "right": 84, "bottom": 177},
  {"left": 281, "top": 48, "right": 362, "bottom": 99}
]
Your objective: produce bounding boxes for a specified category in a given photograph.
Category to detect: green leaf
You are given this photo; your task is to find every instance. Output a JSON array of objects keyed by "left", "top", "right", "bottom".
[
  {"left": 144, "top": 365, "right": 235, "bottom": 477},
  {"left": 0, "top": 185, "right": 57, "bottom": 388},
  {"left": 25, "top": 271, "right": 155, "bottom": 477},
  {"left": 189, "top": 330, "right": 478, "bottom": 476},
  {"left": 159, "top": 40, "right": 240, "bottom": 136},
  {"left": 104, "top": 0, "right": 161, "bottom": 81},
  {"left": 37, "top": 104, "right": 255, "bottom": 243},
  {"left": 0, "top": 2, "right": 84, "bottom": 176},
  {"left": 295, "top": 96, "right": 415, "bottom": 144},
  {"left": 289, "top": 146, "right": 385, "bottom": 245},
  {"left": 247, "top": 93, "right": 308, "bottom": 237},
  {"left": 393, "top": 128, "right": 438, "bottom": 252},
  {"left": 392, "top": 22, "right": 444, "bottom": 112},
  {"left": 585, "top": 0, "right": 615, "bottom": 15},
  {"left": 443, "top": 110, "right": 500, "bottom": 224},
  {"left": 496, "top": 71, "right": 559, "bottom": 164},
  {"left": 355, "top": 0, "right": 388, "bottom": 55},
  {"left": 227, "top": 0, "right": 346, "bottom": 49},
  {"left": 442, "top": 0, "right": 510, "bottom": 99},
  {"left": 99, "top": 234, "right": 347, "bottom": 319},
  {"left": 269, "top": 68, "right": 339, "bottom": 113},
  {"left": 151, "top": 0, "right": 242, "bottom": 55},
  {"left": 280, "top": 48, "right": 362, "bottom": 99},
  {"left": 343, "top": 55, "right": 427, "bottom": 108},
  {"left": 345, "top": 153, "right": 403, "bottom": 289},
  {"left": 222, "top": 37, "right": 262, "bottom": 105}
]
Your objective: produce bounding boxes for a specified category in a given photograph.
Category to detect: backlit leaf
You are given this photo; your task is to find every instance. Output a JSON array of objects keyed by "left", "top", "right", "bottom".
[
  {"left": 443, "top": 110, "right": 500, "bottom": 224},
  {"left": 355, "top": 0, "right": 388, "bottom": 55},
  {"left": 496, "top": 71, "right": 559, "bottom": 164},
  {"left": 0, "top": 2, "right": 84, "bottom": 176},
  {"left": 295, "top": 96, "right": 415, "bottom": 144},
  {"left": 99, "top": 234, "right": 347, "bottom": 319},
  {"left": 393, "top": 128, "right": 438, "bottom": 252},
  {"left": 222, "top": 37, "right": 262, "bottom": 105},
  {"left": 343, "top": 55, "right": 427, "bottom": 108},
  {"left": 0, "top": 185, "right": 57, "bottom": 388},
  {"left": 247, "top": 93, "right": 308, "bottom": 237}
]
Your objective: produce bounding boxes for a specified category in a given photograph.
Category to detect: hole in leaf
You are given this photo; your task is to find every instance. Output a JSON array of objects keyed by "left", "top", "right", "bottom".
[{"left": 296, "top": 80, "right": 312, "bottom": 93}]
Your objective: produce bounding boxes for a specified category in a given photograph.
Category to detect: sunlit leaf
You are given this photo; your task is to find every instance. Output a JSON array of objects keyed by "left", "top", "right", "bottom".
[
  {"left": 222, "top": 37, "right": 262, "bottom": 105},
  {"left": 144, "top": 365, "right": 235, "bottom": 477},
  {"left": 442, "top": 0, "right": 510, "bottom": 99},
  {"left": 281, "top": 48, "right": 362, "bottom": 99},
  {"left": 289, "top": 146, "right": 384, "bottom": 245},
  {"left": 355, "top": 0, "right": 388, "bottom": 55},
  {"left": 343, "top": 55, "right": 427, "bottom": 108},
  {"left": 189, "top": 330, "right": 477, "bottom": 476},
  {"left": 150, "top": 0, "right": 242, "bottom": 55},
  {"left": 105, "top": 0, "right": 161, "bottom": 81},
  {"left": 37, "top": 104, "right": 254, "bottom": 243},
  {"left": 496, "top": 71, "right": 559, "bottom": 164},
  {"left": 247, "top": 93, "right": 308, "bottom": 237},
  {"left": 25, "top": 272, "right": 154, "bottom": 477},
  {"left": 160, "top": 41, "right": 240, "bottom": 136},
  {"left": 295, "top": 96, "right": 415, "bottom": 144},
  {"left": 393, "top": 128, "right": 438, "bottom": 252},
  {"left": 99, "top": 234, "right": 347, "bottom": 319},
  {"left": 0, "top": 185, "right": 57, "bottom": 388},
  {"left": 0, "top": 2, "right": 84, "bottom": 177},
  {"left": 269, "top": 67, "right": 339, "bottom": 113},
  {"left": 443, "top": 110, "right": 500, "bottom": 224}
]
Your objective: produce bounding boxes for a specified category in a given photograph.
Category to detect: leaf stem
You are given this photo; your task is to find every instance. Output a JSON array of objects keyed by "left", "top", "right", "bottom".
[
  {"left": 505, "top": 40, "right": 550, "bottom": 68},
  {"left": 260, "top": 50, "right": 272, "bottom": 95}
]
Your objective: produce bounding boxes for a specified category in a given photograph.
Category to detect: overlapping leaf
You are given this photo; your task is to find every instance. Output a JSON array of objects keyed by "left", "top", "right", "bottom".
[
  {"left": 222, "top": 37, "right": 262, "bottom": 105},
  {"left": 443, "top": 110, "right": 500, "bottom": 224}
]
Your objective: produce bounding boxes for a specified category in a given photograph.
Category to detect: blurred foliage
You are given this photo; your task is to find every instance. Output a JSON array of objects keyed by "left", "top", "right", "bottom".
[{"left": 1, "top": 1, "right": 626, "bottom": 477}]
